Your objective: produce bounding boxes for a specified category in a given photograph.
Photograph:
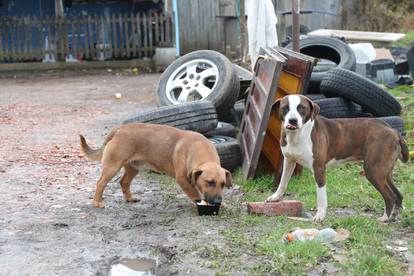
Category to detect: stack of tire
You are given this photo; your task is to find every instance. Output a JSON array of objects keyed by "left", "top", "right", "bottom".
[
  {"left": 286, "top": 37, "right": 404, "bottom": 134},
  {"left": 123, "top": 50, "right": 244, "bottom": 171}
]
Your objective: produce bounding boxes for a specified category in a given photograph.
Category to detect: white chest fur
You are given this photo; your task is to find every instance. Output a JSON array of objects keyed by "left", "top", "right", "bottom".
[{"left": 281, "top": 120, "right": 314, "bottom": 169}]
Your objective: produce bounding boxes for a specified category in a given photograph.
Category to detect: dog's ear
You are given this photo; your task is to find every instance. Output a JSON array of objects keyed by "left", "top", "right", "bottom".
[
  {"left": 272, "top": 99, "right": 281, "bottom": 114},
  {"left": 189, "top": 169, "right": 203, "bottom": 186},
  {"left": 224, "top": 169, "right": 233, "bottom": 188},
  {"left": 272, "top": 99, "right": 283, "bottom": 120},
  {"left": 310, "top": 100, "right": 320, "bottom": 120}
]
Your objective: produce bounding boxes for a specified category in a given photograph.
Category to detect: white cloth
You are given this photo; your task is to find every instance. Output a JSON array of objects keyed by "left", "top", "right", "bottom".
[{"left": 246, "top": 0, "right": 278, "bottom": 69}]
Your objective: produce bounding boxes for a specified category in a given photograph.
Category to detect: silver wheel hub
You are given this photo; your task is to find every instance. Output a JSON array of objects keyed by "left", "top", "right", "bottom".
[{"left": 165, "top": 59, "right": 219, "bottom": 104}]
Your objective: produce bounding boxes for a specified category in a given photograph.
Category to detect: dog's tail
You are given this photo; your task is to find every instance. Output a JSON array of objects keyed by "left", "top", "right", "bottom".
[
  {"left": 398, "top": 135, "right": 409, "bottom": 163},
  {"left": 80, "top": 135, "right": 103, "bottom": 161}
]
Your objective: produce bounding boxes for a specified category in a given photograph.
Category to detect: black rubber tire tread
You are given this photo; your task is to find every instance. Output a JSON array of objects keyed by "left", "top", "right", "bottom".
[
  {"left": 123, "top": 101, "right": 218, "bottom": 133},
  {"left": 232, "top": 100, "right": 245, "bottom": 126},
  {"left": 305, "top": 94, "right": 326, "bottom": 101},
  {"left": 156, "top": 50, "right": 240, "bottom": 115},
  {"left": 306, "top": 73, "right": 324, "bottom": 94},
  {"left": 320, "top": 68, "right": 402, "bottom": 116},
  {"left": 314, "top": 97, "right": 361, "bottom": 118},
  {"left": 204, "top": 122, "right": 237, "bottom": 137},
  {"left": 207, "top": 135, "right": 242, "bottom": 172},
  {"left": 286, "top": 37, "right": 356, "bottom": 83},
  {"left": 217, "top": 99, "right": 246, "bottom": 126},
  {"left": 377, "top": 116, "right": 405, "bottom": 135}
]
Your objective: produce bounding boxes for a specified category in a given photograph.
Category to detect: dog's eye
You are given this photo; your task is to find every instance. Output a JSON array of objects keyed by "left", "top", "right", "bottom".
[
  {"left": 297, "top": 104, "right": 306, "bottom": 114},
  {"left": 207, "top": 181, "right": 216, "bottom": 187},
  {"left": 281, "top": 107, "right": 289, "bottom": 115}
]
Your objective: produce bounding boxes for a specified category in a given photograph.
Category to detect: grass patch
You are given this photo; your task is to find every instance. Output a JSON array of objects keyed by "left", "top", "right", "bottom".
[{"left": 391, "top": 30, "right": 414, "bottom": 48}]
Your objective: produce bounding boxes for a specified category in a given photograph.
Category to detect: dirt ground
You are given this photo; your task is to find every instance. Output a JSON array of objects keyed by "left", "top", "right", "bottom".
[{"left": 0, "top": 72, "right": 246, "bottom": 275}]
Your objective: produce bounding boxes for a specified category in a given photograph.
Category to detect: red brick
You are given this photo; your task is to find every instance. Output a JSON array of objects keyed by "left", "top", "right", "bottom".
[{"left": 246, "top": 200, "right": 303, "bottom": 217}]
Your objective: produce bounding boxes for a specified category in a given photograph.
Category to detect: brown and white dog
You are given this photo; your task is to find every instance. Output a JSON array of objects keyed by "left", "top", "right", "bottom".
[
  {"left": 266, "top": 95, "right": 409, "bottom": 222},
  {"left": 80, "top": 123, "right": 232, "bottom": 208}
]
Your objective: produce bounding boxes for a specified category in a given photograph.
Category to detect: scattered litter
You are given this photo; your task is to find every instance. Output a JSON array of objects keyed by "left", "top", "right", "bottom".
[
  {"left": 386, "top": 245, "right": 408, "bottom": 252},
  {"left": 115, "top": 93, "right": 122, "bottom": 99},
  {"left": 283, "top": 228, "right": 338, "bottom": 243},
  {"left": 287, "top": 216, "right": 314, "bottom": 223}
]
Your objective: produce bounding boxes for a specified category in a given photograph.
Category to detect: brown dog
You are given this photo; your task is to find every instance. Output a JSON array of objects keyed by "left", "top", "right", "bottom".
[
  {"left": 80, "top": 123, "right": 232, "bottom": 208},
  {"left": 266, "top": 95, "right": 409, "bottom": 222}
]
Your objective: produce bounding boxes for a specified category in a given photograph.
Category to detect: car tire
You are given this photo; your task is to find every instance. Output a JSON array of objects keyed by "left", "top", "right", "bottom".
[
  {"left": 305, "top": 94, "right": 326, "bottom": 101},
  {"left": 217, "top": 99, "right": 246, "bottom": 126},
  {"left": 314, "top": 97, "right": 361, "bottom": 118},
  {"left": 377, "top": 116, "right": 405, "bottom": 135},
  {"left": 123, "top": 101, "right": 218, "bottom": 133},
  {"left": 156, "top": 50, "right": 240, "bottom": 115},
  {"left": 320, "top": 68, "right": 402, "bottom": 116},
  {"left": 204, "top": 122, "right": 237, "bottom": 137},
  {"left": 207, "top": 135, "right": 242, "bottom": 172},
  {"left": 286, "top": 37, "right": 356, "bottom": 94}
]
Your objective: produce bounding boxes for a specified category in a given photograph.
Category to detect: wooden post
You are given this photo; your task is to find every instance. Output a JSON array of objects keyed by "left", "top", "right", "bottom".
[
  {"left": 55, "top": 0, "right": 64, "bottom": 18},
  {"left": 291, "top": 0, "right": 300, "bottom": 52},
  {"left": 239, "top": 0, "right": 247, "bottom": 62}
]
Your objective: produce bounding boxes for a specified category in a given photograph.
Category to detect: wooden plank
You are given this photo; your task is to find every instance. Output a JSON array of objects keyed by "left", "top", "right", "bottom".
[
  {"left": 4, "top": 20, "right": 10, "bottom": 61},
  {"left": 219, "top": 0, "right": 237, "bottom": 17},
  {"left": 154, "top": 12, "right": 159, "bottom": 47},
  {"left": 111, "top": 14, "right": 117, "bottom": 58},
  {"left": 64, "top": 17, "right": 70, "bottom": 59},
  {"left": 164, "top": 14, "right": 174, "bottom": 46},
  {"left": 105, "top": 15, "right": 113, "bottom": 58},
  {"left": 142, "top": 12, "right": 148, "bottom": 57},
  {"left": 77, "top": 16, "right": 83, "bottom": 60},
  {"left": 57, "top": 16, "right": 64, "bottom": 60},
  {"left": 158, "top": 13, "right": 164, "bottom": 45},
  {"left": 16, "top": 17, "right": 21, "bottom": 61},
  {"left": 118, "top": 13, "right": 124, "bottom": 57},
  {"left": 27, "top": 17, "right": 32, "bottom": 60},
  {"left": 0, "top": 21, "right": 4, "bottom": 62},
  {"left": 33, "top": 16, "right": 39, "bottom": 60},
  {"left": 199, "top": 0, "right": 208, "bottom": 49},
  {"left": 130, "top": 13, "right": 137, "bottom": 57},
  {"left": 148, "top": 13, "right": 153, "bottom": 55},
  {"left": 124, "top": 13, "right": 130, "bottom": 58},
  {"left": 136, "top": 13, "right": 142, "bottom": 57},
  {"left": 40, "top": 17, "right": 45, "bottom": 60},
  {"left": 84, "top": 17, "right": 90, "bottom": 59}
]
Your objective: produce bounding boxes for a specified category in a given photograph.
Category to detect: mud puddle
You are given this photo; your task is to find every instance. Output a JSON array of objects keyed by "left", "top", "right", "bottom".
[{"left": 110, "top": 258, "right": 157, "bottom": 276}]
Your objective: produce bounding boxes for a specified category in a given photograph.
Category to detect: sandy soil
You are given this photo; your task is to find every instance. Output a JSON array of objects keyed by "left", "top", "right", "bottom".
[{"left": 0, "top": 72, "right": 244, "bottom": 275}]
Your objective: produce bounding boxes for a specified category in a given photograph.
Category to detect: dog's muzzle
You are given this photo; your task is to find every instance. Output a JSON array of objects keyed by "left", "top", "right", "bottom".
[
  {"left": 286, "top": 118, "right": 299, "bottom": 130},
  {"left": 204, "top": 195, "right": 222, "bottom": 205}
]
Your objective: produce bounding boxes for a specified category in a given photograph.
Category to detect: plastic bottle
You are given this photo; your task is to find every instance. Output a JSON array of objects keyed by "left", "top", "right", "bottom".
[{"left": 284, "top": 228, "right": 337, "bottom": 243}]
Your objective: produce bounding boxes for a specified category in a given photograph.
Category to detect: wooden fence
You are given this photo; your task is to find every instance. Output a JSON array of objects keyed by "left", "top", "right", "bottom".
[{"left": 0, "top": 13, "right": 174, "bottom": 62}]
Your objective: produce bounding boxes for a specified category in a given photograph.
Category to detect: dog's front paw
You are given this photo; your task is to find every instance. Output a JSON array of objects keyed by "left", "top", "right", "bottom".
[
  {"left": 313, "top": 211, "right": 326, "bottom": 223},
  {"left": 377, "top": 214, "right": 389, "bottom": 223},
  {"left": 93, "top": 200, "right": 106, "bottom": 208},
  {"left": 266, "top": 193, "right": 283, "bottom": 202}
]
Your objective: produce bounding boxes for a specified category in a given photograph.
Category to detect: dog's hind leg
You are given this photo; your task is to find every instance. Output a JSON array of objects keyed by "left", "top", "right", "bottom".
[
  {"left": 93, "top": 144, "right": 125, "bottom": 208},
  {"left": 93, "top": 164, "right": 122, "bottom": 208},
  {"left": 120, "top": 165, "right": 139, "bottom": 203},
  {"left": 387, "top": 173, "right": 403, "bottom": 209},
  {"left": 364, "top": 164, "right": 396, "bottom": 222}
]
